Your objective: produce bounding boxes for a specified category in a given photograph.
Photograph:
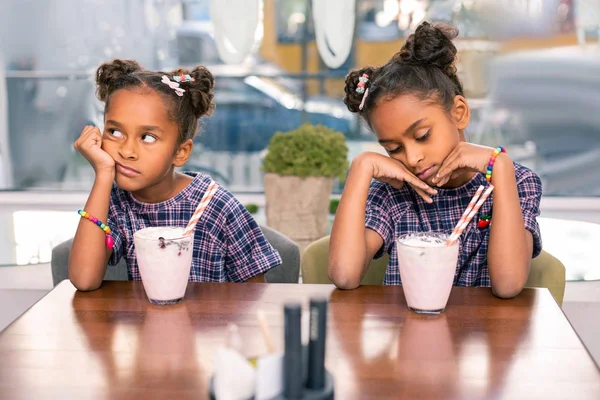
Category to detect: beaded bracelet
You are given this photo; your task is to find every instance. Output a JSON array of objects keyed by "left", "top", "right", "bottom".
[
  {"left": 485, "top": 146, "right": 507, "bottom": 183},
  {"left": 78, "top": 210, "right": 114, "bottom": 249}
]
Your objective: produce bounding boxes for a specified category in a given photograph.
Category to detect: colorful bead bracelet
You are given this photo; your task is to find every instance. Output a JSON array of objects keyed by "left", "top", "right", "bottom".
[
  {"left": 78, "top": 210, "right": 114, "bottom": 249},
  {"left": 485, "top": 146, "right": 507, "bottom": 183}
]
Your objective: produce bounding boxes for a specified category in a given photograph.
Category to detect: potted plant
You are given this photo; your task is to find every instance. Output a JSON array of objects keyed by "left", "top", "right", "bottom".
[
  {"left": 262, "top": 123, "right": 348, "bottom": 250},
  {"left": 244, "top": 203, "right": 260, "bottom": 215}
]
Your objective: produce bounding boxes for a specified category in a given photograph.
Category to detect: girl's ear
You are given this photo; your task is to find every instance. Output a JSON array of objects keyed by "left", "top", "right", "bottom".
[
  {"left": 452, "top": 95, "right": 470, "bottom": 130},
  {"left": 173, "top": 139, "right": 193, "bottom": 167}
]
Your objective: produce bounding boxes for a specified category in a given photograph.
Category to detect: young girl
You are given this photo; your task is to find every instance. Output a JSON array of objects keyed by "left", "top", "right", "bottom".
[
  {"left": 329, "top": 22, "right": 542, "bottom": 298},
  {"left": 69, "top": 59, "right": 281, "bottom": 291}
]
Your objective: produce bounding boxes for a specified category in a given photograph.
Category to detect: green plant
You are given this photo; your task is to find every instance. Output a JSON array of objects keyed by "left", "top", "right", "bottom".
[
  {"left": 329, "top": 198, "right": 340, "bottom": 215},
  {"left": 244, "top": 203, "right": 259, "bottom": 214},
  {"left": 262, "top": 123, "right": 349, "bottom": 181}
]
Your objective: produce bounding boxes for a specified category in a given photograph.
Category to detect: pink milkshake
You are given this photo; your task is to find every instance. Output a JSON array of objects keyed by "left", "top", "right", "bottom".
[
  {"left": 396, "top": 233, "right": 459, "bottom": 314},
  {"left": 134, "top": 227, "right": 194, "bottom": 305}
]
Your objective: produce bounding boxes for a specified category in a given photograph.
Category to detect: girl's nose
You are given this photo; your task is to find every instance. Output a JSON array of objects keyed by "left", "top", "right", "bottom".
[
  {"left": 119, "top": 140, "right": 138, "bottom": 160},
  {"left": 405, "top": 146, "right": 424, "bottom": 168}
]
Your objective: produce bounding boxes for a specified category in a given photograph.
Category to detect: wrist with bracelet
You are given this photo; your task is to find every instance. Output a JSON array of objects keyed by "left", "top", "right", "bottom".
[
  {"left": 485, "top": 146, "right": 506, "bottom": 183},
  {"left": 77, "top": 210, "right": 114, "bottom": 249}
]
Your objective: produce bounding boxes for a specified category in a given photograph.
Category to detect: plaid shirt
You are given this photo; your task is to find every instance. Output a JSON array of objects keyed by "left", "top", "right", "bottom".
[
  {"left": 366, "top": 162, "right": 542, "bottom": 286},
  {"left": 107, "top": 173, "right": 282, "bottom": 282}
]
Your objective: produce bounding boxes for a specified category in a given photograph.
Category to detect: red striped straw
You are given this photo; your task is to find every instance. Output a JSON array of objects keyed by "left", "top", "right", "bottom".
[
  {"left": 446, "top": 184, "right": 495, "bottom": 246},
  {"left": 449, "top": 185, "right": 484, "bottom": 240},
  {"left": 183, "top": 180, "right": 218, "bottom": 237}
]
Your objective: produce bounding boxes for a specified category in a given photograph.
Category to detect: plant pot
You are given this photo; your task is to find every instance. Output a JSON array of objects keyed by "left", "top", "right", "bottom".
[{"left": 264, "top": 173, "right": 334, "bottom": 251}]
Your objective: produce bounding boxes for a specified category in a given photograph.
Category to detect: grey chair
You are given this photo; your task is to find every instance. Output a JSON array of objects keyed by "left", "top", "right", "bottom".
[{"left": 51, "top": 225, "right": 300, "bottom": 286}]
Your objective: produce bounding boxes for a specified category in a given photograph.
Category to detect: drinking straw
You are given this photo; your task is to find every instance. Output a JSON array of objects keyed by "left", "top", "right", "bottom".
[
  {"left": 446, "top": 184, "right": 494, "bottom": 246},
  {"left": 183, "top": 180, "right": 218, "bottom": 236},
  {"left": 449, "top": 185, "right": 484, "bottom": 239},
  {"left": 257, "top": 309, "right": 276, "bottom": 353}
]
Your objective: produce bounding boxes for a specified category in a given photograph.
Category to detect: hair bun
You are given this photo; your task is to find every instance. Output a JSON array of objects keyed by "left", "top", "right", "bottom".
[
  {"left": 96, "top": 59, "right": 143, "bottom": 102},
  {"left": 170, "top": 65, "right": 215, "bottom": 118},
  {"left": 343, "top": 66, "right": 377, "bottom": 113},
  {"left": 396, "top": 22, "right": 458, "bottom": 75}
]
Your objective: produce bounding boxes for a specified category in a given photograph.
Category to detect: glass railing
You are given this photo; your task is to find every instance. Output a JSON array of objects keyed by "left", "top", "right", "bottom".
[
  {"left": 2, "top": 70, "right": 600, "bottom": 272},
  {"left": 2, "top": 70, "right": 600, "bottom": 197},
  {"left": 1, "top": 70, "right": 371, "bottom": 194}
]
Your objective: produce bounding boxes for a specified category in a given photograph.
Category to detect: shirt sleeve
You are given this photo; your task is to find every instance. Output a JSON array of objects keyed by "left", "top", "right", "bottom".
[
  {"left": 107, "top": 188, "right": 125, "bottom": 267},
  {"left": 517, "top": 170, "right": 543, "bottom": 258},
  {"left": 222, "top": 197, "right": 282, "bottom": 282},
  {"left": 364, "top": 182, "right": 394, "bottom": 259}
]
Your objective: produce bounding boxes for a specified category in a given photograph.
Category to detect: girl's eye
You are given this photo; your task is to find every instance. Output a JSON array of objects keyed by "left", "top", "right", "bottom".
[
  {"left": 109, "top": 129, "right": 123, "bottom": 137},
  {"left": 388, "top": 145, "right": 403, "bottom": 154},
  {"left": 416, "top": 130, "right": 431, "bottom": 142},
  {"left": 141, "top": 134, "right": 156, "bottom": 143}
]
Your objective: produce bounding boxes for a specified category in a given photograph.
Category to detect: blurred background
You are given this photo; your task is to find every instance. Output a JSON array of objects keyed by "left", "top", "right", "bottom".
[{"left": 0, "top": 0, "right": 599, "bottom": 284}]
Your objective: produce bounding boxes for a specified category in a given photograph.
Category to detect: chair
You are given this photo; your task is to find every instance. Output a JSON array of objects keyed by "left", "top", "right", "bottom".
[
  {"left": 261, "top": 225, "right": 301, "bottom": 283},
  {"left": 525, "top": 250, "right": 566, "bottom": 305},
  {"left": 301, "top": 235, "right": 566, "bottom": 306},
  {"left": 51, "top": 225, "right": 300, "bottom": 286},
  {"left": 301, "top": 235, "right": 387, "bottom": 286}
]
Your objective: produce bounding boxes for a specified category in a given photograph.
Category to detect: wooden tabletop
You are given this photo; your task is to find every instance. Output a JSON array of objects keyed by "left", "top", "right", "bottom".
[{"left": 0, "top": 281, "right": 599, "bottom": 400}]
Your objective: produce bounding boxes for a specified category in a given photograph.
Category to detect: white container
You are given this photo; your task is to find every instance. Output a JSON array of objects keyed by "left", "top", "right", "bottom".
[
  {"left": 134, "top": 227, "right": 194, "bottom": 305},
  {"left": 396, "top": 233, "right": 459, "bottom": 314}
]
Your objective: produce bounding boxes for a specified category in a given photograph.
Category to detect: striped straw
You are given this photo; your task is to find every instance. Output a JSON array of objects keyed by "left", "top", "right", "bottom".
[
  {"left": 446, "top": 184, "right": 495, "bottom": 246},
  {"left": 183, "top": 180, "right": 218, "bottom": 237},
  {"left": 449, "top": 185, "right": 484, "bottom": 240}
]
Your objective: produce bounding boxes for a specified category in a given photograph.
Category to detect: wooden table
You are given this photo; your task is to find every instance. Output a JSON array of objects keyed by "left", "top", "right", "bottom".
[{"left": 1, "top": 281, "right": 599, "bottom": 399}]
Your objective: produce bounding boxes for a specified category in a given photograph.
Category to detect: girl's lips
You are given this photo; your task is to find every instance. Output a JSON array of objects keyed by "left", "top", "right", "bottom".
[
  {"left": 417, "top": 166, "right": 435, "bottom": 181},
  {"left": 116, "top": 163, "right": 140, "bottom": 177}
]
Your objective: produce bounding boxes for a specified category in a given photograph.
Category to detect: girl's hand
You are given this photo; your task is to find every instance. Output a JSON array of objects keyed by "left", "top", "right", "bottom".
[
  {"left": 74, "top": 126, "right": 115, "bottom": 175},
  {"left": 433, "top": 143, "right": 499, "bottom": 187},
  {"left": 357, "top": 152, "right": 438, "bottom": 203}
]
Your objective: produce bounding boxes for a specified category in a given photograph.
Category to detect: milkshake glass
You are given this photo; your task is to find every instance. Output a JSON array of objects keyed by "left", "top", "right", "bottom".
[
  {"left": 134, "top": 227, "right": 194, "bottom": 305},
  {"left": 396, "top": 232, "right": 459, "bottom": 314}
]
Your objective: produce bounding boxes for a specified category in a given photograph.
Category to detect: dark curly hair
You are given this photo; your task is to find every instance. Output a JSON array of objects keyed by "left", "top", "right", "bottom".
[
  {"left": 344, "top": 22, "right": 463, "bottom": 127},
  {"left": 95, "top": 59, "right": 215, "bottom": 143}
]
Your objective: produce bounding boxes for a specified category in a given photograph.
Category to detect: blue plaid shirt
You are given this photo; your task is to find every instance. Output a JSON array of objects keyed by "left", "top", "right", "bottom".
[
  {"left": 107, "top": 172, "right": 282, "bottom": 282},
  {"left": 365, "top": 162, "right": 542, "bottom": 286}
]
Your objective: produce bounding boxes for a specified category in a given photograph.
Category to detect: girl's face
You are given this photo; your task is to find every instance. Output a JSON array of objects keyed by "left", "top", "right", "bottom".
[
  {"left": 101, "top": 88, "right": 192, "bottom": 201},
  {"left": 369, "top": 94, "right": 470, "bottom": 187}
]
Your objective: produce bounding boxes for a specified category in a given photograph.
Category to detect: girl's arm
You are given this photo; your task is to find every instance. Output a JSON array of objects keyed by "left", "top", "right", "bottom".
[
  {"left": 328, "top": 155, "right": 384, "bottom": 289},
  {"left": 486, "top": 154, "right": 532, "bottom": 298},
  {"left": 329, "top": 152, "right": 436, "bottom": 289},
  {"left": 435, "top": 144, "right": 536, "bottom": 298},
  {"left": 68, "top": 171, "right": 115, "bottom": 291},
  {"left": 69, "top": 126, "right": 117, "bottom": 291}
]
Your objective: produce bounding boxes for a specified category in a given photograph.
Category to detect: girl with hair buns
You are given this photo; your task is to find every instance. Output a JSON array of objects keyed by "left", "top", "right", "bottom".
[
  {"left": 329, "top": 22, "right": 542, "bottom": 298},
  {"left": 70, "top": 59, "right": 281, "bottom": 291}
]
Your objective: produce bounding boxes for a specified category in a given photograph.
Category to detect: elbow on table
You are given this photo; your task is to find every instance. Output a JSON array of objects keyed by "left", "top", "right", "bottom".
[
  {"left": 491, "top": 283, "right": 525, "bottom": 299},
  {"left": 69, "top": 274, "right": 102, "bottom": 292},
  {"left": 328, "top": 263, "right": 362, "bottom": 290}
]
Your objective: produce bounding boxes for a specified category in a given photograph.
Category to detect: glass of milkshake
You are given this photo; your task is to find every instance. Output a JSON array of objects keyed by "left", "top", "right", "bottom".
[
  {"left": 134, "top": 227, "right": 194, "bottom": 305},
  {"left": 395, "top": 232, "right": 459, "bottom": 315}
]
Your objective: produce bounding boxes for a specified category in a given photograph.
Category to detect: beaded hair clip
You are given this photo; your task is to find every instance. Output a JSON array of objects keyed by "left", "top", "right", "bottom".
[
  {"left": 161, "top": 74, "right": 194, "bottom": 96},
  {"left": 356, "top": 73, "right": 370, "bottom": 110}
]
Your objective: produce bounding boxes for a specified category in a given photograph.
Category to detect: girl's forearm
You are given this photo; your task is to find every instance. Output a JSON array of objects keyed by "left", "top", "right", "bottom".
[
  {"left": 328, "top": 155, "right": 377, "bottom": 289},
  {"left": 487, "top": 154, "right": 531, "bottom": 298},
  {"left": 69, "top": 171, "right": 115, "bottom": 291}
]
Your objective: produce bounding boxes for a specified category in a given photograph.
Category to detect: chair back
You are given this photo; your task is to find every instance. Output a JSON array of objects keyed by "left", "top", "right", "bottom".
[
  {"left": 526, "top": 249, "right": 566, "bottom": 305},
  {"left": 301, "top": 235, "right": 387, "bottom": 285}
]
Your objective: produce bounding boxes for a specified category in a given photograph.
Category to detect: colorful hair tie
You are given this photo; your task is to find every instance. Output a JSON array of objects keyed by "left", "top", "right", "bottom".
[
  {"left": 173, "top": 74, "right": 195, "bottom": 83},
  {"left": 78, "top": 210, "right": 114, "bottom": 249},
  {"left": 356, "top": 73, "right": 369, "bottom": 94},
  {"left": 356, "top": 73, "right": 370, "bottom": 110},
  {"left": 485, "top": 146, "right": 507, "bottom": 183}
]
